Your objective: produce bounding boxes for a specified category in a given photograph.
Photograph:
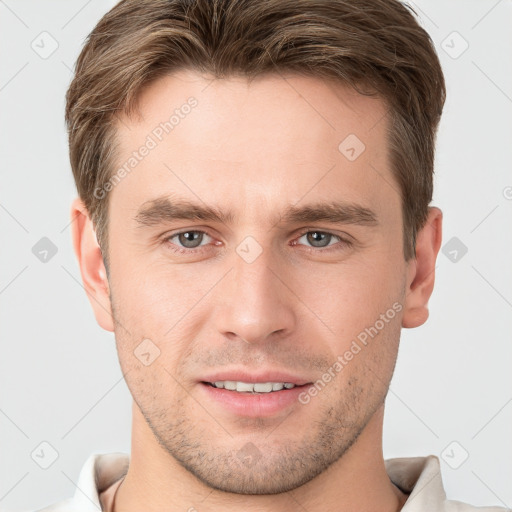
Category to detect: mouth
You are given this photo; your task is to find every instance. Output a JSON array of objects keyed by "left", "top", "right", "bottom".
[
  {"left": 198, "top": 375, "right": 312, "bottom": 417},
  {"left": 203, "top": 381, "right": 301, "bottom": 393}
]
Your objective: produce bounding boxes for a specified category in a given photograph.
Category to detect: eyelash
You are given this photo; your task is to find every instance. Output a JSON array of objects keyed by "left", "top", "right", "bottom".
[{"left": 163, "top": 229, "right": 353, "bottom": 255}]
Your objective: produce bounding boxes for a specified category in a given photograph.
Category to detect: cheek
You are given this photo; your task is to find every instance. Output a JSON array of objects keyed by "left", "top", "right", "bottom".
[
  {"left": 323, "top": 309, "right": 402, "bottom": 408},
  {"left": 109, "top": 252, "right": 220, "bottom": 334},
  {"left": 119, "top": 352, "right": 183, "bottom": 416},
  {"left": 108, "top": 260, "right": 221, "bottom": 381},
  {"left": 291, "top": 249, "right": 405, "bottom": 344}
]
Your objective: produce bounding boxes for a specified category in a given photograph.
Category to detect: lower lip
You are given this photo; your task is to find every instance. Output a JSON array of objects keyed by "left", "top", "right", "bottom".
[{"left": 199, "top": 383, "right": 309, "bottom": 417}]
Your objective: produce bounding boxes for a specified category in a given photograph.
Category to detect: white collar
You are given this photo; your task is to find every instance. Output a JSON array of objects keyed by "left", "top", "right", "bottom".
[{"left": 47, "top": 452, "right": 500, "bottom": 511}]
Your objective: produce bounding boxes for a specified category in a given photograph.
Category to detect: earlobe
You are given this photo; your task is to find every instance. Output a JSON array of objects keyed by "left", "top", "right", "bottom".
[
  {"left": 402, "top": 207, "right": 443, "bottom": 329},
  {"left": 70, "top": 198, "right": 115, "bottom": 332}
]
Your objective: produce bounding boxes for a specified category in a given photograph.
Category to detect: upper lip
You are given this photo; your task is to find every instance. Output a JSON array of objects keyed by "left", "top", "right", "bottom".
[{"left": 200, "top": 370, "right": 311, "bottom": 386}]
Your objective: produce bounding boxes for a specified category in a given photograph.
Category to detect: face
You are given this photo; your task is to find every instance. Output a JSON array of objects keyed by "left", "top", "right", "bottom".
[{"left": 101, "top": 70, "right": 410, "bottom": 493}]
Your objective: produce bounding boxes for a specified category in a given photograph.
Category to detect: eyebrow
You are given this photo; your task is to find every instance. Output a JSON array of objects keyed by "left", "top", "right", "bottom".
[{"left": 134, "top": 196, "right": 379, "bottom": 228}]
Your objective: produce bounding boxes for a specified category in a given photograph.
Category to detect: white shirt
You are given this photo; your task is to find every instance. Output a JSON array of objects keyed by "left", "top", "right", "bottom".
[{"left": 33, "top": 453, "right": 506, "bottom": 511}]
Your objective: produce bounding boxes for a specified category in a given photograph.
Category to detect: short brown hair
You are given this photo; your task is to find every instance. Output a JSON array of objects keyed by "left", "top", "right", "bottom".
[{"left": 65, "top": 0, "right": 445, "bottom": 266}]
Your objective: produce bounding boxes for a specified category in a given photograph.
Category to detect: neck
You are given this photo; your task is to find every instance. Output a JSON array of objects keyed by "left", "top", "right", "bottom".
[{"left": 114, "top": 402, "right": 407, "bottom": 512}]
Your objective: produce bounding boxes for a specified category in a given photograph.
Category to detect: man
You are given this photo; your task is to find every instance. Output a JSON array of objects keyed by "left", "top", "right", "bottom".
[{"left": 37, "top": 0, "right": 505, "bottom": 510}]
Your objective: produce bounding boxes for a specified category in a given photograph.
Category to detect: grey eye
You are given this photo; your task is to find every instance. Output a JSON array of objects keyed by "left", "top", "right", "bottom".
[
  {"left": 301, "top": 231, "right": 336, "bottom": 248},
  {"left": 176, "top": 231, "right": 205, "bottom": 248}
]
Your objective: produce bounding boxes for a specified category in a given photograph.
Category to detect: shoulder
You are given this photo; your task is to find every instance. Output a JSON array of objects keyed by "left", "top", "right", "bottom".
[
  {"left": 385, "top": 455, "right": 508, "bottom": 512},
  {"left": 444, "top": 501, "right": 508, "bottom": 512},
  {"left": 32, "top": 498, "right": 74, "bottom": 512},
  {"left": 30, "top": 452, "right": 129, "bottom": 512}
]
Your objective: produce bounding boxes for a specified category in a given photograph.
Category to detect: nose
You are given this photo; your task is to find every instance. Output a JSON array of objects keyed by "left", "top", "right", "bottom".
[{"left": 213, "top": 243, "right": 297, "bottom": 344}]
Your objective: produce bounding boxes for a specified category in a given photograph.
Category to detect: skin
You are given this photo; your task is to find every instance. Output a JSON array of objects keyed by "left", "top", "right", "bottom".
[{"left": 71, "top": 70, "right": 442, "bottom": 511}]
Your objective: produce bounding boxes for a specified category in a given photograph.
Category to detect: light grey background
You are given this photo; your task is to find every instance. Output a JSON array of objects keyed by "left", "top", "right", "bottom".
[{"left": 0, "top": 1, "right": 511, "bottom": 510}]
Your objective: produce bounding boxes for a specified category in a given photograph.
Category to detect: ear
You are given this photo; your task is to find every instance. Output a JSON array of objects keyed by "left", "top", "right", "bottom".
[
  {"left": 70, "top": 197, "right": 114, "bottom": 332},
  {"left": 402, "top": 206, "right": 443, "bottom": 329}
]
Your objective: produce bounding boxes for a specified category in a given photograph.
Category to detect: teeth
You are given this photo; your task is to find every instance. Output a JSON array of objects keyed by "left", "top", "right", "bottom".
[
  {"left": 236, "top": 382, "right": 254, "bottom": 392},
  {"left": 210, "top": 381, "right": 296, "bottom": 393},
  {"left": 254, "top": 382, "right": 273, "bottom": 393}
]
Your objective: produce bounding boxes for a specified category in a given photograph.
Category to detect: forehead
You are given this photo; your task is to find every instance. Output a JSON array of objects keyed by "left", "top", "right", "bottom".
[{"left": 110, "top": 70, "right": 397, "bottom": 226}]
